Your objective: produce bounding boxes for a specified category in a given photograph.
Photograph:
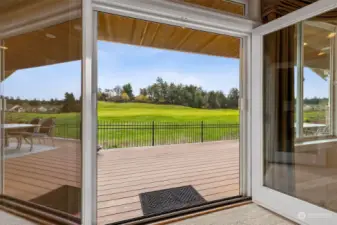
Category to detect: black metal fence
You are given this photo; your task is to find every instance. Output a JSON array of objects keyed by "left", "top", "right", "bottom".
[
  {"left": 97, "top": 121, "right": 239, "bottom": 149},
  {"left": 54, "top": 123, "right": 81, "bottom": 140}
]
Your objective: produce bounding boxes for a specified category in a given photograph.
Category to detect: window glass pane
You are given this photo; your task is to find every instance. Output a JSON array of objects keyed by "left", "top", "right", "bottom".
[
  {"left": 0, "top": 0, "right": 82, "bottom": 223},
  {"left": 263, "top": 7, "right": 337, "bottom": 212}
]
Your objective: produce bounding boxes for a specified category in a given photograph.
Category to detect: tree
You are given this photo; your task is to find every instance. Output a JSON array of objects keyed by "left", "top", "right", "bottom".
[
  {"left": 97, "top": 88, "right": 103, "bottom": 100},
  {"left": 147, "top": 84, "right": 160, "bottom": 102},
  {"left": 96, "top": 78, "right": 241, "bottom": 109},
  {"left": 121, "top": 92, "right": 130, "bottom": 101},
  {"left": 193, "top": 91, "right": 204, "bottom": 108},
  {"left": 139, "top": 88, "right": 148, "bottom": 96},
  {"left": 206, "top": 91, "right": 220, "bottom": 109},
  {"left": 156, "top": 77, "right": 169, "bottom": 101},
  {"left": 30, "top": 98, "right": 40, "bottom": 106},
  {"left": 122, "top": 83, "right": 134, "bottom": 99},
  {"left": 167, "top": 83, "right": 177, "bottom": 104},
  {"left": 216, "top": 91, "right": 227, "bottom": 108},
  {"left": 64, "top": 92, "right": 76, "bottom": 104},
  {"left": 227, "top": 88, "right": 239, "bottom": 108},
  {"left": 62, "top": 92, "right": 78, "bottom": 112},
  {"left": 113, "top": 85, "right": 122, "bottom": 96},
  {"left": 135, "top": 94, "right": 148, "bottom": 102}
]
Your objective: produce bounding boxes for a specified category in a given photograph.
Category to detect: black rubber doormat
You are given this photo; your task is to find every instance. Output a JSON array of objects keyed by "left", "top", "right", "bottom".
[
  {"left": 30, "top": 185, "right": 81, "bottom": 215},
  {"left": 139, "top": 185, "right": 206, "bottom": 216}
]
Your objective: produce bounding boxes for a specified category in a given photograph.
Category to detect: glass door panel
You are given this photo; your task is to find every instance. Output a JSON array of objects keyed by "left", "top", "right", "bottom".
[
  {"left": 0, "top": 1, "right": 82, "bottom": 222},
  {"left": 253, "top": 2, "right": 337, "bottom": 224}
]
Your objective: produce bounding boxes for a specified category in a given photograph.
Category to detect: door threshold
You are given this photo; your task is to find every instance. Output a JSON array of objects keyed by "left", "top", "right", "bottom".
[
  {"left": 109, "top": 196, "right": 251, "bottom": 225},
  {"left": 153, "top": 200, "right": 252, "bottom": 225}
]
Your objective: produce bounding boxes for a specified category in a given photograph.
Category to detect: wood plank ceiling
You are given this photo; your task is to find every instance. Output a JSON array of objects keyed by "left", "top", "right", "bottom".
[
  {"left": 0, "top": 0, "right": 42, "bottom": 14},
  {"left": 3, "top": 9, "right": 241, "bottom": 78},
  {"left": 3, "top": 19, "right": 82, "bottom": 77},
  {"left": 302, "top": 22, "right": 335, "bottom": 77},
  {"left": 3, "top": 2, "right": 336, "bottom": 78},
  {"left": 97, "top": 13, "right": 241, "bottom": 59}
]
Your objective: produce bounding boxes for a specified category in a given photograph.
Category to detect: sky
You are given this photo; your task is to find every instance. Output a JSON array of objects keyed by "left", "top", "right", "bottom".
[{"left": 2, "top": 41, "right": 329, "bottom": 100}]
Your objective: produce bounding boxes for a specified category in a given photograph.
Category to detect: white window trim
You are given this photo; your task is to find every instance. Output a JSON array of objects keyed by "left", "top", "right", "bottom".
[
  {"left": 295, "top": 22, "right": 304, "bottom": 138},
  {"left": 0, "top": 41, "right": 4, "bottom": 195},
  {"left": 334, "top": 27, "right": 337, "bottom": 136},
  {"left": 252, "top": 0, "right": 337, "bottom": 35},
  {"left": 252, "top": 0, "right": 337, "bottom": 224},
  {"left": 82, "top": 0, "right": 96, "bottom": 224},
  {"left": 92, "top": 0, "right": 259, "bottom": 37}
]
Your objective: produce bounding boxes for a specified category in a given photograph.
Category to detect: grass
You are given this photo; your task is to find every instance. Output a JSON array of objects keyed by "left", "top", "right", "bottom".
[
  {"left": 97, "top": 102, "right": 239, "bottom": 122},
  {"left": 6, "top": 102, "right": 240, "bottom": 148},
  {"left": 6, "top": 102, "right": 328, "bottom": 148},
  {"left": 303, "top": 110, "right": 326, "bottom": 123}
]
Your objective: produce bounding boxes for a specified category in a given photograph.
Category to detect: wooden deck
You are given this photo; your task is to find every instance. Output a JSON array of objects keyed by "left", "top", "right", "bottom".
[{"left": 3, "top": 140, "right": 240, "bottom": 224}]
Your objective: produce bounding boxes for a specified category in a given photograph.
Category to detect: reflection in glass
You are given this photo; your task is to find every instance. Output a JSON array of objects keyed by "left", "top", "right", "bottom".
[
  {"left": 302, "top": 22, "right": 332, "bottom": 138},
  {"left": 1, "top": 18, "right": 82, "bottom": 221},
  {"left": 264, "top": 8, "right": 337, "bottom": 212}
]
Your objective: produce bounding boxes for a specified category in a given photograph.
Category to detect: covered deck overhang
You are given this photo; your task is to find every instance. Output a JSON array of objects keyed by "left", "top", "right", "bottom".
[{"left": 1, "top": 13, "right": 333, "bottom": 81}]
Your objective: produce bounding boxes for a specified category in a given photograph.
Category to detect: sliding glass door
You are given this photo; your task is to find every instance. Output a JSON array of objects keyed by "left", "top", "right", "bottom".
[
  {"left": 92, "top": 1, "right": 253, "bottom": 223},
  {"left": 252, "top": 1, "right": 337, "bottom": 224},
  {"left": 0, "top": 0, "right": 82, "bottom": 223}
]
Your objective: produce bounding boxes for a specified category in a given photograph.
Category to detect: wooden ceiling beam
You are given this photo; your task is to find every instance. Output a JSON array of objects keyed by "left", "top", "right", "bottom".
[
  {"left": 105, "top": 14, "right": 114, "bottom": 41},
  {"left": 129, "top": 19, "right": 136, "bottom": 43},
  {"left": 196, "top": 35, "right": 219, "bottom": 52},
  {"left": 140, "top": 22, "right": 149, "bottom": 46},
  {"left": 175, "top": 30, "right": 194, "bottom": 50},
  {"left": 149, "top": 24, "right": 161, "bottom": 46}
]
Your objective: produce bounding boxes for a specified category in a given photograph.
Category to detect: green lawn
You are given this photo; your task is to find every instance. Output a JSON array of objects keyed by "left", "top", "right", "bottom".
[
  {"left": 7, "top": 102, "right": 328, "bottom": 148},
  {"left": 98, "top": 102, "right": 239, "bottom": 148},
  {"left": 7, "top": 102, "right": 240, "bottom": 148},
  {"left": 303, "top": 110, "right": 326, "bottom": 123},
  {"left": 98, "top": 102, "right": 239, "bottom": 122}
]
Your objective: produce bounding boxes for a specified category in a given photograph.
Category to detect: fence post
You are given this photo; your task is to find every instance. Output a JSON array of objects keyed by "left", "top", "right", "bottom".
[
  {"left": 201, "top": 121, "right": 204, "bottom": 143},
  {"left": 152, "top": 121, "right": 155, "bottom": 146}
]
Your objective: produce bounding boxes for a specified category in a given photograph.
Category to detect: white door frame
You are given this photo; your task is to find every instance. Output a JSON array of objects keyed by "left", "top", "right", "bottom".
[
  {"left": 82, "top": 0, "right": 258, "bottom": 223},
  {"left": 82, "top": 0, "right": 96, "bottom": 224},
  {"left": 252, "top": 0, "right": 337, "bottom": 224}
]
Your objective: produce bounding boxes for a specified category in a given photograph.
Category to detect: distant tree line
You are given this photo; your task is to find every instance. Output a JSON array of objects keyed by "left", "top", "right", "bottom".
[
  {"left": 4, "top": 96, "right": 64, "bottom": 106},
  {"left": 303, "top": 97, "right": 328, "bottom": 105},
  {"left": 98, "top": 77, "right": 240, "bottom": 109},
  {"left": 4, "top": 92, "right": 81, "bottom": 113}
]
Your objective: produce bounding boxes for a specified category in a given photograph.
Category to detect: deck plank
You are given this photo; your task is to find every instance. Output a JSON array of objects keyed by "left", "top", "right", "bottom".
[{"left": 3, "top": 140, "right": 239, "bottom": 224}]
